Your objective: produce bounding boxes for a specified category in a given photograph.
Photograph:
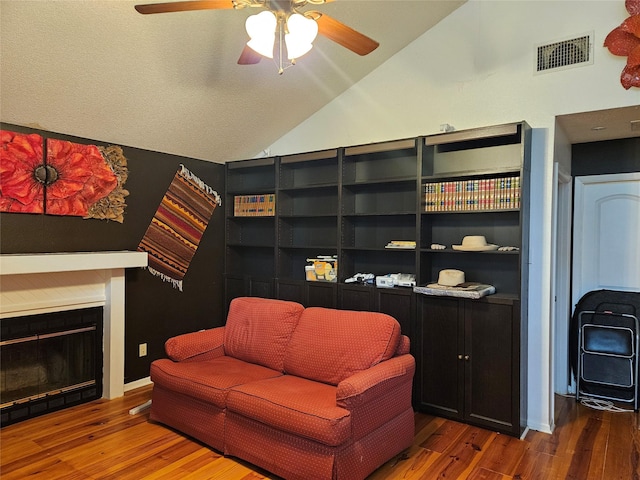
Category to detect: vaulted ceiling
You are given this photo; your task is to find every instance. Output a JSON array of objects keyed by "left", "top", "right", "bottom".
[{"left": 0, "top": 0, "right": 466, "bottom": 163}]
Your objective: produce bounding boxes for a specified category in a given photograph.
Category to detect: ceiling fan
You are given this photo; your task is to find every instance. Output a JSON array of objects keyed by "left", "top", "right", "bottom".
[{"left": 134, "top": 0, "right": 379, "bottom": 73}]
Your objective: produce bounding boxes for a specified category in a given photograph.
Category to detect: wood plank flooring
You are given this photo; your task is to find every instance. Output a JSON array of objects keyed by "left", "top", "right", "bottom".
[{"left": 1, "top": 385, "right": 638, "bottom": 479}]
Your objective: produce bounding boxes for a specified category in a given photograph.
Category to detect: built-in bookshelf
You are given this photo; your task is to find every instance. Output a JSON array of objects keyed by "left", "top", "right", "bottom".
[{"left": 224, "top": 121, "right": 531, "bottom": 437}]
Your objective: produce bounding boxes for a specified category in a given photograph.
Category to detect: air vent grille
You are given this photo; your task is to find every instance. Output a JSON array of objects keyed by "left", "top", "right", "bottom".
[{"left": 536, "top": 34, "right": 593, "bottom": 73}]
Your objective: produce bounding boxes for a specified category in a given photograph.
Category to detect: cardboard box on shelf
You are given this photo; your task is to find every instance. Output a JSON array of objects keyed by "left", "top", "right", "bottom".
[{"left": 305, "top": 256, "right": 337, "bottom": 282}]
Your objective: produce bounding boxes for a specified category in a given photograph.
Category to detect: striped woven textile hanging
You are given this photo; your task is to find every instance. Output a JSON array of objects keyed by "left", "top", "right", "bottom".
[{"left": 137, "top": 164, "right": 221, "bottom": 291}]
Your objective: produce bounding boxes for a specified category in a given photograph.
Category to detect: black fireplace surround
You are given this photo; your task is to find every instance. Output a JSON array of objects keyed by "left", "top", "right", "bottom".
[{"left": 0, "top": 307, "right": 103, "bottom": 426}]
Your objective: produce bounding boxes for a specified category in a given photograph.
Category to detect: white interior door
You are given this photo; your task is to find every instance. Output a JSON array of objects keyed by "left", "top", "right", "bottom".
[{"left": 572, "top": 172, "right": 640, "bottom": 309}]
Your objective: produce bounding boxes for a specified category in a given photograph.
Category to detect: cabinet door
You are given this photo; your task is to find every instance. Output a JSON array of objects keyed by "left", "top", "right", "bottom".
[
  {"left": 377, "top": 288, "right": 414, "bottom": 341},
  {"left": 307, "top": 282, "right": 337, "bottom": 308},
  {"left": 417, "top": 296, "right": 464, "bottom": 418},
  {"left": 277, "top": 279, "right": 307, "bottom": 304},
  {"left": 249, "top": 277, "right": 275, "bottom": 299},
  {"left": 464, "top": 300, "right": 517, "bottom": 432},
  {"left": 338, "top": 284, "right": 375, "bottom": 311}
]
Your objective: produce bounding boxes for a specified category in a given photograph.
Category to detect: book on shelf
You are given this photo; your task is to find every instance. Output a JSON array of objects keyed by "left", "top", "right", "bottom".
[
  {"left": 385, "top": 240, "right": 416, "bottom": 249},
  {"left": 423, "top": 175, "right": 520, "bottom": 212},
  {"left": 234, "top": 194, "right": 275, "bottom": 217}
]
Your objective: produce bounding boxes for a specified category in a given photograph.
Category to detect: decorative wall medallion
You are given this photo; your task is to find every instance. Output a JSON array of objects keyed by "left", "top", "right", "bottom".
[{"left": 604, "top": 0, "right": 640, "bottom": 89}]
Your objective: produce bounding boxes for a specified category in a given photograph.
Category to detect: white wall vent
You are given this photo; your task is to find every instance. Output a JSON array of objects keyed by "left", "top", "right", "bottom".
[{"left": 535, "top": 33, "right": 594, "bottom": 74}]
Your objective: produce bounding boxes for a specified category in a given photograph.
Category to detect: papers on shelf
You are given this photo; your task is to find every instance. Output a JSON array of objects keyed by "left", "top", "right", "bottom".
[
  {"left": 413, "top": 282, "right": 496, "bottom": 299},
  {"left": 385, "top": 241, "right": 416, "bottom": 249}
]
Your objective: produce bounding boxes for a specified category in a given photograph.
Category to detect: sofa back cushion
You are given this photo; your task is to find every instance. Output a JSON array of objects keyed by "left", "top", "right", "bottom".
[
  {"left": 224, "top": 297, "right": 304, "bottom": 372},
  {"left": 284, "top": 307, "right": 401, "bottom": 385}
]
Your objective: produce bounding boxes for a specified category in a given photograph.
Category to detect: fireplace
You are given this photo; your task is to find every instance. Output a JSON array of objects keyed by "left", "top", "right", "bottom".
[
  {"left": 0, "top": 251, "right": 147, "bottom": 424},
  {"left": 1, "top": 307, "right": 104, "bottom": 426}
]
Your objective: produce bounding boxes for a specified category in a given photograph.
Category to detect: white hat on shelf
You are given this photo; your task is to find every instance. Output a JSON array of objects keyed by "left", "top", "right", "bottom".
[
  {"left": 437, "top": 269, "right": 465, "bottom": 287},
  {"left": 452, "top": 235, "right": 498, "bottom": 252}
]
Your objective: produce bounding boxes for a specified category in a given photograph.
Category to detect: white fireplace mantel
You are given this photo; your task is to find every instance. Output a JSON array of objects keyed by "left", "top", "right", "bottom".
[
  {"left": 0, "top": 251, "right": 147, "bottom": 399},
  {"left": 0, "top": 251, "right": 148, "bottom": 276}
]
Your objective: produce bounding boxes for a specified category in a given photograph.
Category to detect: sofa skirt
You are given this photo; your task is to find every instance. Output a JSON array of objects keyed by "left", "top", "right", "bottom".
[
  {"left": 224, "top": 407, "right": 414, "bottom": 480},
  {"left": 150, "top": 384, "right": 226, "bottom": 452}
]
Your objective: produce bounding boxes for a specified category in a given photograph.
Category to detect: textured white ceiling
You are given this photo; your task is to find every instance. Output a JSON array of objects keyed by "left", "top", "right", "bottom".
[{"left": 0, "top": 0, "right": 466, "bottom": 163}]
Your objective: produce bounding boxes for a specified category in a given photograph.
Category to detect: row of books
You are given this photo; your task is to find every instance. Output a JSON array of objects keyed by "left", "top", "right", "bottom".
[
  {"left": 424, "top": 176, "right": 521, "bottom": 212},
  {"left": 234, "top": 194, "right": 275, "bottom": 217}
]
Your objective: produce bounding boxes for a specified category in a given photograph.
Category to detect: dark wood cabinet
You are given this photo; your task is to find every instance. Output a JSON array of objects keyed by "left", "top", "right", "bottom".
[
  {"left": 338, "top": 283, "right": 375, "bottom": 311},
  {"left": 416, "top": 295, "right": 463, "bottom": 417},
  {"left": 223, "top": 123, "right": 530, "bottom": 435},
  {"left": 277, "top": 279, "right": 337, "bottom": 308},
  {"left": 376, "top": 287, "right": 415, "bottom": 348},
  {"left": 416, "top": 295, "right": 525, "bottom": 436}
]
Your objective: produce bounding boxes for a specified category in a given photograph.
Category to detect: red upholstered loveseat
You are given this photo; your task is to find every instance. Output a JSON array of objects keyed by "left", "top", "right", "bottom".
[{"left": 149, "top": 296, "right": 415, "bottom": 480}]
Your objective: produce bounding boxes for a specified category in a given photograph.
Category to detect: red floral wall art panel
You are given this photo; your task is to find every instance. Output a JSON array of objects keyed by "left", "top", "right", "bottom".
[
  {"left": 0, "top": 130, "right": 129, "bottom": 222},
  {"left": 45, "top": 138, "right": 118, "bottom": 217},
  {"left": 0, "top": 130, "right": 45, "bottom": 214}
]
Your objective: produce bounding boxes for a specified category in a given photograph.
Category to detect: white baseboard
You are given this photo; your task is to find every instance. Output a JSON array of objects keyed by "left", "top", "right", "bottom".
[
  {"left": 526, "top": 421, "right": 554, "bottom": 434},
  {"left": 124, "top": 376, "right": 152, "bottom": 392}
]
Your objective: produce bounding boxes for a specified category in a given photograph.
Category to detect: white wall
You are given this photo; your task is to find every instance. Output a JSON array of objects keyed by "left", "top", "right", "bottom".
[{"left": 267, "top": 0, "right": 639, "bottom": 433}]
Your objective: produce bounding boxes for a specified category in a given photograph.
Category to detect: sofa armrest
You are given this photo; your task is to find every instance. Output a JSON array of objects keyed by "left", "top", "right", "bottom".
[
  {"left": 336, "top": 354, "right": 415, "bottom": 440},
  {"left": 164, "top": 326, "right": 225, "bottom": 362},
  {"left": 336, "top": 354, "right": 415, "bottom": 408},
  {"left": 396, "top": 334, "right": 410, "bottom": 356}
]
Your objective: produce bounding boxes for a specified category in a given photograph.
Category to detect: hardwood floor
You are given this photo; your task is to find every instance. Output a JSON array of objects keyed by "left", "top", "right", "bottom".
[{"left": 1, "top": 385, "right": 638, "bottom": 479}]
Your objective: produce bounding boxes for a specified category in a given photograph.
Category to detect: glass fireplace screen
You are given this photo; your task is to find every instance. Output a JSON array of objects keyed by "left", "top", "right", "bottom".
[{"left": 0, "top": 307, "right": 103, "bottom": 426}]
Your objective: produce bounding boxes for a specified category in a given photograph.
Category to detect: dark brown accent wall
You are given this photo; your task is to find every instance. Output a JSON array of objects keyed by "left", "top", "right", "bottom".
[{"left": 0, "top": 123, "right": 226, "bottom": 383}]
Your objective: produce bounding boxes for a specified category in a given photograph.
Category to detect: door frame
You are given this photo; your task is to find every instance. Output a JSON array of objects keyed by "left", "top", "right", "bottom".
[{"left": 552, "top": 164, "right": 572, "bottom": 394}]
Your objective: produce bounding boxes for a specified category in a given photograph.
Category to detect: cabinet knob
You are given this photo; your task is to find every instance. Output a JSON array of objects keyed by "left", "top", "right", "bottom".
[
  {"left": 458, "top": 354, "right": 463, "bottom": 360},
  {"left": 464, "top": 355, "right": 470, "bottom": 361}
]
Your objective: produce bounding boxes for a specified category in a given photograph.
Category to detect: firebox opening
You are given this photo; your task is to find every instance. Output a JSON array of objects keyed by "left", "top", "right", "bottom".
[{"left": 1, "top": 307, "right": 103, "bottom": 427}]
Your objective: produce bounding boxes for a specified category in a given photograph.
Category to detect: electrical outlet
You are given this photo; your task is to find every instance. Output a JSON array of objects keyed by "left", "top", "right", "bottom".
[{"left": 139, "top": 343, "right": 147, "bottom": 357}]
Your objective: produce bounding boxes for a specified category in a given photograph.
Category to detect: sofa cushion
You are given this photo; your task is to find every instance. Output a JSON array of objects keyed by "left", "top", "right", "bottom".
[
  {"left": 224, "top": 297, "right": 304, "bottom": 372},
  {"left": 284, "top": 307, "right": 401, "bottom": 386},
  {"left": 226, "top": 375, "right": 351, "bottom": 447},
  {"left": 150, "top": 356, "right": 282, "bottom": 408}
]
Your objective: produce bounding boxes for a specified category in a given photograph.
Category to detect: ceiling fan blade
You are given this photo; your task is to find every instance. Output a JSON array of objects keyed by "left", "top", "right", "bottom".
[
  {"left": 312, "top": 12, "right": 379, "bottom": 56},
  {"left": 238, "top": 45, "right": 262, "bottom": 65},
  {"left": 135, "top": 1, "right": 235, "bottom": 15}
]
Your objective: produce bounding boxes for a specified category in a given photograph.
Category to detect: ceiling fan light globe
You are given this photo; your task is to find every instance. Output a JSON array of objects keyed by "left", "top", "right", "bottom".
[
  {"left": 285, "top": 14, "right": 317, "bottom": 60},
  {"left": 285, "top": 38, "right": 313, "bottom": 60},
  {"left": 247, "top": 36, "right": 275, "bottom": 58},
  {"left": 245, "top": 10, "right": 277, "bottom": 36},
  {"left": 245, "top": 11, "right": 277, "bottom": 58},
  {"left": 286, "top": 13, "right": 318, "bottom": 44}
]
